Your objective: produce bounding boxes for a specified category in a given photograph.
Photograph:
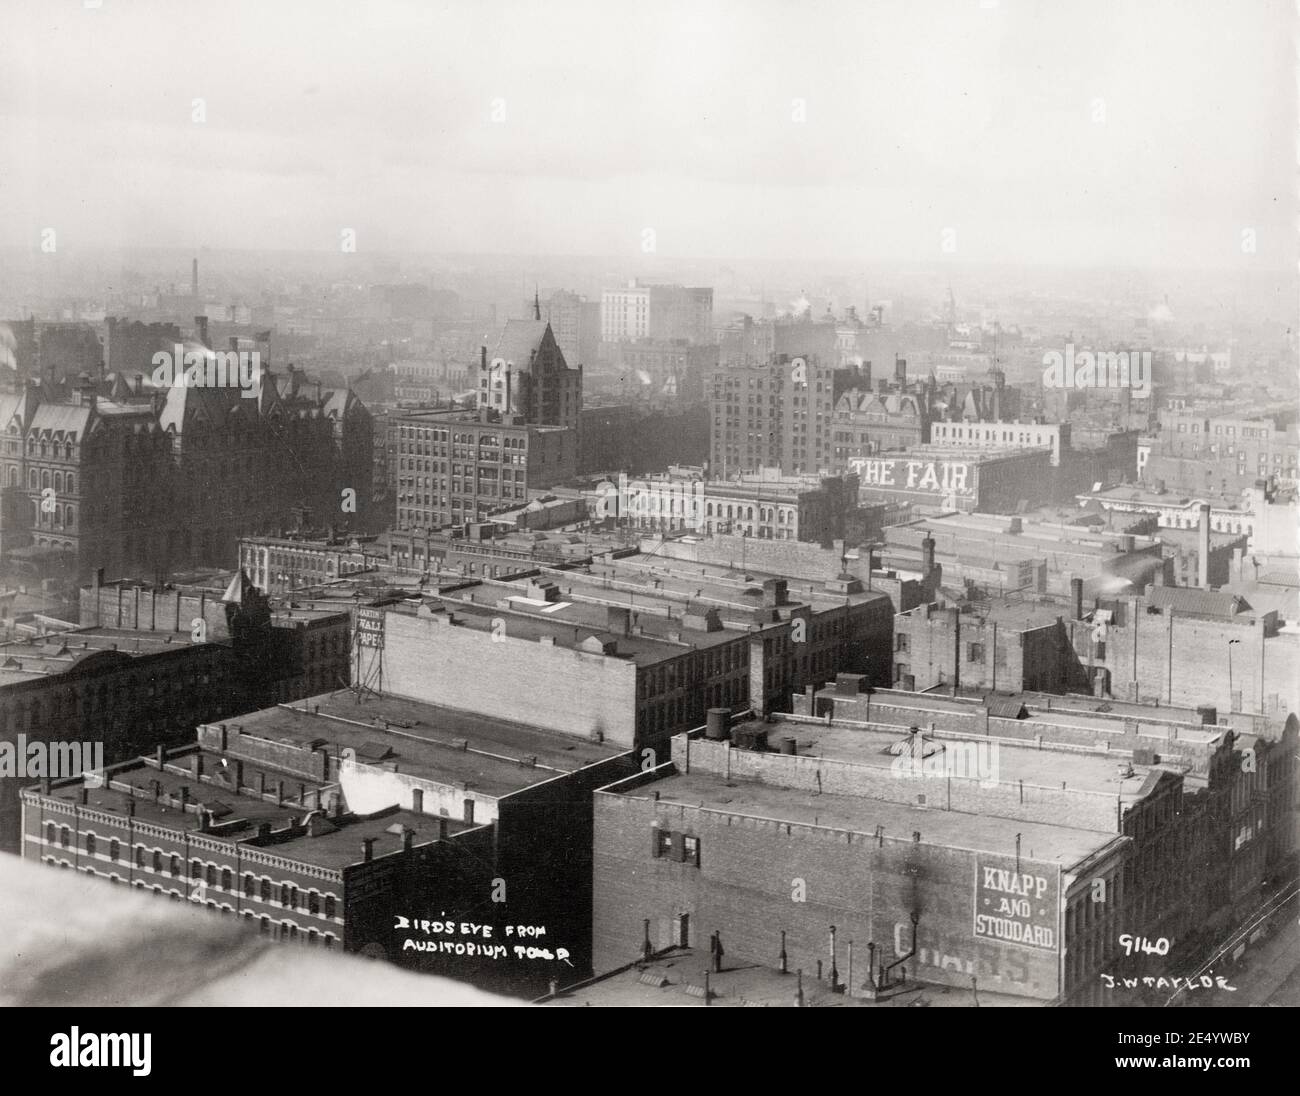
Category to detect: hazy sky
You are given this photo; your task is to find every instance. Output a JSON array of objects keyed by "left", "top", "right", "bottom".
[{"left": 2, "top": 0, "right": 1294, "bottom": 268}]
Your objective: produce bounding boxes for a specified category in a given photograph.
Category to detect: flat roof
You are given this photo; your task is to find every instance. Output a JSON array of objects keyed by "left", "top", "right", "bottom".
[
  {"left": 543, "top": 947, "right": 1038, "bottom": 1008},
  {"left": 221, "top": 691, "right": 626, "bottom": 797},
  {"left": 820, "top": 688, "right": 1226, "bottom": 746},
  {"left": 37, "top": 753, "right": 476, "bottom": 870},
  {"left": 624, "top": 769, "right": 1113, "bottom": 867},
  {"left": 0, "top": 627, "right": 218, "bottom": 685},
  {"left": 724, "top": 717, "right": 1169, "bottom": 799}
]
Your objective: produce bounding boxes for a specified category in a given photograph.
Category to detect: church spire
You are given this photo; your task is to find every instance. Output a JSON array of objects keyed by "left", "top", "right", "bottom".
[{"left": 533, "top": 287, "right": 541, "bottom": 321}]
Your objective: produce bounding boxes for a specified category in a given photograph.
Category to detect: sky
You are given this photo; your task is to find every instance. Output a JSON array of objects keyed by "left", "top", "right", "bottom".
[{"left": 1, "top": 0, "right": 1295, "bottom": 269}]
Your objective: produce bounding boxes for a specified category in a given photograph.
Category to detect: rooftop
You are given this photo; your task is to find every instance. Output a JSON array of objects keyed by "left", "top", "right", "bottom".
[
  {"left": 221, "top": 691, "right": 626, "bottom": 797},
  {"left": 542, "top": 947, "right": 1038, "bottom": 1008},
  {"left": 721, "top": 716, "right": 1172, "bottom": 800},
  {"left": 619, "top": 769, "right": 1113, "bottom": 867},
  {"left": 0, "top": 626, "right": 217, "bottom": 686}
]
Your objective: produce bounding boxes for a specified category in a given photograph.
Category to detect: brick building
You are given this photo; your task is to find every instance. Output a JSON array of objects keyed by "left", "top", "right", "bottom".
[
  {"left": 390, "top": 408, "right": 575, "bottom": 532},
  {"left": 477, "top": 316, "right": 582, "bottom": 432},
  {"left": 602, "top": 466, "right": 865, "bottom": 545},
  {"left": 0, "top": 359, "right": 373, "bottom": 582},
  {"left": 590, "top": 705, "right": 1296, "bottom": 1005},
  {"left": 852, "top": 446, "right": 1057, "bottom": 514},
  {"left": 375, "top": 555, "right": 895, "bottom": 750},
  {"left": 20, "top": 691, "right": 635, "bottom": 995}
]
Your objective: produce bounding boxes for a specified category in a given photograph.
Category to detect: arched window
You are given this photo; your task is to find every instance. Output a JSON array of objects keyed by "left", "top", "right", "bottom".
[
  {"left": 260, "top": 878, "right": 271, "bottom": 902},
  {"left": 60, "top": 826, "right": 70, "bottom": 848},
  {"left": 134, "top": 845, "right": 145, "bottom": 868},
  {"left": 85, "top": 833, "right": 96, "bottom": 857},
  {"left": 205, "top": 864, "right": 216, "bottom": 887},
  {"left": 221, "top": 868, "right": 232, "bottom": 891},
  {"left": 65, "top": 473, "right": 74, "bottom": 493},
  {"left": 153, "top": 850, "right": 163, "bottom": 873},
  {"left": 45, "top": 822, "right": 55, "bottom": 845}
]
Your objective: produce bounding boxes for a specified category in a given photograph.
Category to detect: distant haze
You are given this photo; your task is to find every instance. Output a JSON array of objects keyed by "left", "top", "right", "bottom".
[{"left": 1, "top": 0, "right": 1294, "bottom": 269}]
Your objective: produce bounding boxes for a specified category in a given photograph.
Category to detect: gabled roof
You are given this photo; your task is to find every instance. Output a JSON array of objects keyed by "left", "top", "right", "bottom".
[
  {"left": 493, "top": 320, "right": 552, "bottom": 372},
  {"left": 1144, "top": 585, "right": 1252, "bottom": 617}
]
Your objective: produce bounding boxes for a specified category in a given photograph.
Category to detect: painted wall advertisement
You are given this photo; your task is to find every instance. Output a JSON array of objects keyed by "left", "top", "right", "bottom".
[
  {"left": 849, "top": 457, "right": 976, "bottom": 497},
  {"left": 973, "top": 855, "right": 1059, "bottom": 951}
]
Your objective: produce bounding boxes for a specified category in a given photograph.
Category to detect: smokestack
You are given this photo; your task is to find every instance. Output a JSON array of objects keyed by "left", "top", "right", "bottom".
[
  {"left": 922, "top": 536, "right": 936, "bottom": 577},
  {"left": 1071, "top": 577, "right": 1084, "bottom": 621},
  {"left": 1197, "top": 504, "right": 1211, "bottom": 588}
]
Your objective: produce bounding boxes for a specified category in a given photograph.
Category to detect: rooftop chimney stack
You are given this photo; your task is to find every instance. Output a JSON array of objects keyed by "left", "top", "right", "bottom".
[
  {"left": 362, "top": 837, "right": 375, "bottom": 862},
  {"left": 1071, "top": 577, "right": 1084, "bottom": 621}
]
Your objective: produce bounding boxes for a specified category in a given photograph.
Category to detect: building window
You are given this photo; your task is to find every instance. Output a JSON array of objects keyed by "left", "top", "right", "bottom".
[
  {"left": 109, "top": 838, "right": 120, "bottom": 862},
  {"left": 895, "top": 633, "right": 910, "bottom": 653},
  {"left": 206, "top": 864, "right": 217, "bottom": 887},
  {"left": 134, "top": 845, "right": 145, "bottom": 868},
  {"left": 260, "top": 878, "right": 271, "bottom": 902},
  {"left": 324, "top": 895, "right": 336, "bottom": 919},
  {"left": 653, "top": 829, "right": 674, "bottom": 858},
  {"left": 221, "top": 868, "right": 233, "bottom": 891},
  {"left": 682, "top": 834, "right": 701, "bottom": 866},
  {"left": 45, "top": 822, "right": 55, "bottom": 845},
  {"left": 85, "top": 833, "right": 96, "bottom": 857},
  {"left": 191, "top": 859, "right": 202, "bottom": 880},
  {"left": 967, "top": 643, "right": 984, "bottom": 662},
  {"left": 60, "top": 826, "right": 70, "bottom": 848},
  {"left": 309, "top": 891, "right": 321, "bottom": 915},
  {"left": 153, "top": 850, "right": 163, "bottom": 873},
  {"left": 244, "top": 874, "right": 255, "bottom": 898}
]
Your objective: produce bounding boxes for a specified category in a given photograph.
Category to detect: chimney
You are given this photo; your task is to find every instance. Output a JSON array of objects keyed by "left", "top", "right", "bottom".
[
  {"left": 195, "top": 316, "right": 209, "bottom": 348},
  {"left": 194, "top": 754, "right": 204, "bottom": 778},
  {"left": 362, "top": 837, "right": 375, "bottom": 862},
  {"left": 922, "top": 536, "right": 936, "bottom": 577},
  {"left": 1071, "top": 577, "right": 1084, "bottom": 621},
  {"left": 606, "top": 605, "right": 632, "bottom": 636},
  {"left": 403, "top": 829, "right": 414, "bottom": 853},
  {"left": 155, "top": 745, "right": 166, "bottom": 769},
  {"left": 1197, "top": 503, "right": 1211, "bottom": 588},
  {"left": 178, "top": 786, "right": 189, "bottom": 811},
  {"left": 412, "top": 788, "right": 424, "bottom": 814}
]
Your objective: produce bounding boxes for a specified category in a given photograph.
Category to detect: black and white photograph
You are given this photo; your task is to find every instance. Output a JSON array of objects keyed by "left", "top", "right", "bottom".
[{"left": 0, "top": 0, "right": 1297, "bottom": 1063}]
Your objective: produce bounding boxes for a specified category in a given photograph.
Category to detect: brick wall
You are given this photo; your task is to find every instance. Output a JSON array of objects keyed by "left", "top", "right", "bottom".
[
  {"left": 592, "top": 787, "right": 1063, "bottom": 999},
  {"left": 383, "top": 610, "right": 639, "bottom": 746}
]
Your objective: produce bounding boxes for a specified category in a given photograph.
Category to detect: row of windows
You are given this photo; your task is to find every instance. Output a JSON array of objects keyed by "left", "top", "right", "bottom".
[
  {"left": 43, "top": 858, "right": 340, "bottom": 945},
  {"left": 42, "top": 828, "right": 339, "bottom": 917}
]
